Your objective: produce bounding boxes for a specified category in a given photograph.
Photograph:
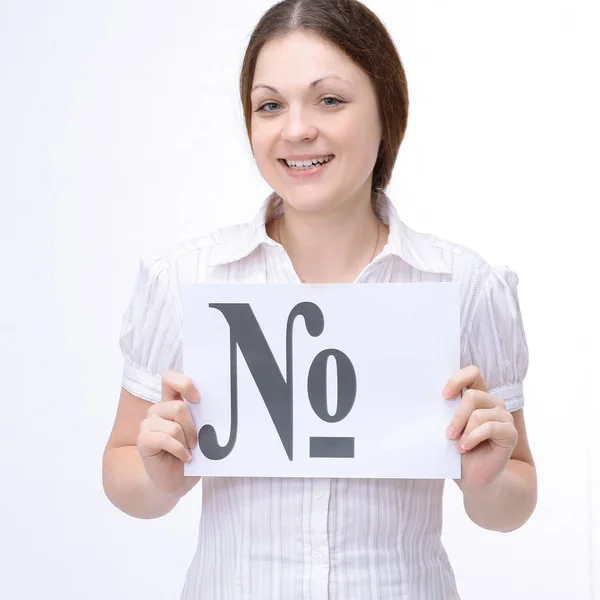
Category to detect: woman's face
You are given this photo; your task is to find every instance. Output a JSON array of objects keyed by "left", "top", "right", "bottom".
[{"left": 250, "top": 30, "right": 382, "bottom": 214}]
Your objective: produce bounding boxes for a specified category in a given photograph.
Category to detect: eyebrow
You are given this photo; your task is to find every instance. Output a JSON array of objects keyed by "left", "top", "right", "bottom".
[{"left": 251, "top": 75, "right": 352, "bottom": 94}]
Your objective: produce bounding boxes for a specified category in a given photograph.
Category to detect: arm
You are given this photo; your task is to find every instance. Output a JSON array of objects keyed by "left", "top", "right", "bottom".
[
  {"left": 102, "top": 386, "right": 201, "bottom": 519},
  {"left": 450, "top": 264, "right": 536, "bottom": 532},
  {"left": 456, "top": 408, "right": 537, "bottom": 532}
]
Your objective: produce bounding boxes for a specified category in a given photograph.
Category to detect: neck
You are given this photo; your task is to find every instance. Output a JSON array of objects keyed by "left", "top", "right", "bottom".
[{"left": 270, "top": 190, "right": 388, "bottom": 283}]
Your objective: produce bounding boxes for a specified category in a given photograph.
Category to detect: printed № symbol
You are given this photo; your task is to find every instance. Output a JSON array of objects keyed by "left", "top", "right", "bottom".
[{"left": 199, "top": 302, "right": 357, "bottom": 460}]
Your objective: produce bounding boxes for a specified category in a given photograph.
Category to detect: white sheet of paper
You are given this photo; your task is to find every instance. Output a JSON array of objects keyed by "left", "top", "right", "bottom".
[{"left": 182, "top": 283, "right": 461, "bottom": 479}]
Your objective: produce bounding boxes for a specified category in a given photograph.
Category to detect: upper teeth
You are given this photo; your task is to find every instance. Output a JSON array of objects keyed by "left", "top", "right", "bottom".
[{"left": 285, "top": 155, "right": 333, "bottom": 167}]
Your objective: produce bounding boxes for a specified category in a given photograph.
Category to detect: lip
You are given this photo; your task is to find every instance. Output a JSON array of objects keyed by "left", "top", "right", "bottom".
[
  {"left": 281, "top": 154, "right": 334, "bottom": 161},
  {"left": 278, "top": 156, "right": 335, "bottom": 179}
]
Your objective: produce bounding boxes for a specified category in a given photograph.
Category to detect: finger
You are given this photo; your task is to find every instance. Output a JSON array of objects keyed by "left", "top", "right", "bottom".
[
  {"left": 148, "top": 402, "right": 198, "bottom": 449},
  {"left": 138, "top": 427, "right": 191, "bottom": 463},
  {"left": 458, "top": 421, "right": 518, "bottom": 453},
  {"left": 443, "top": 365, "right": 488, "bottom": 399},
  {"left": 446, "top": 389, "right": 497, "bottom": 440},
  {"left": 162, "top": 370, "right": 201, "bottom": 403},
  {"left": 144, "top": 414, "right": 194, "bottom": 457},
  {"left": 461, "top": 406, "right": 512, "bottom": 441}
]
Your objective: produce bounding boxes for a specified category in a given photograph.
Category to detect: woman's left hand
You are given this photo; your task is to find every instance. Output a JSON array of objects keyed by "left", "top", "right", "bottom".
[{"left": 443, "top": 365, "right": 518, "bottom": 496}]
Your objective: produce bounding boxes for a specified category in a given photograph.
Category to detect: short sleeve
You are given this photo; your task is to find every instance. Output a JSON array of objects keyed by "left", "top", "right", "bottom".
[
  {"left": 461, "top": 265, "right": 529, "bottom": 412},
  {"left": 119, "top": 249, "right": 183, "bottom": 403}
]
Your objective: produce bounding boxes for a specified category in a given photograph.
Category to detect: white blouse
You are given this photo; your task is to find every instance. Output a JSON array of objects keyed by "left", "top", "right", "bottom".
[{"left": 119, "top": 191, "right": 529, "bottom": 600}]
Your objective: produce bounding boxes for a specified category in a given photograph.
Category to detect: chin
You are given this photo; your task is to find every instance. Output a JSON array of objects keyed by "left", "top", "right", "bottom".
[{"left": 274, "top": 187, "right": 342, "bottom": 213}]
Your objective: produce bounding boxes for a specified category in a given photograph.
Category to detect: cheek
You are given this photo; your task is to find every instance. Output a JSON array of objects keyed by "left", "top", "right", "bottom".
[
  {"left": 340, "top": 124, "right": 381, "bottom": 163},
  {"left": 333, "top": 111, "right": 380, "bottom": 148},
  {"left": 250, "top": 121, "right": 275, "bottom": 160},
  {"left": 250, "top": 134, "right": 267, "bottom": 165},
  {"left": 250, "top": 132, "right": 278, "bottom": 182}
]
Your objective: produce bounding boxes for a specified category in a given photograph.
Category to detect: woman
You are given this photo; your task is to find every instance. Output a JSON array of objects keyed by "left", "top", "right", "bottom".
[{"left": 103, "top": 0, "right": 537, "bottom": 598}]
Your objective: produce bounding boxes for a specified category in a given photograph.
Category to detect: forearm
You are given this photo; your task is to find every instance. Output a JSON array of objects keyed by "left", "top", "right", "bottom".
[
  {"left": 102, "top": 445, "right": 199, "bottom": 519},
  {"left": 458, "top": 459, "right": 537, "bottom": 532}
]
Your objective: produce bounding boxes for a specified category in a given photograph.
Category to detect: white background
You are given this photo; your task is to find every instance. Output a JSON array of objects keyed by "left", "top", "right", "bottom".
[{"left": 1, "top": 1, "right": 598, "bottom": 598}]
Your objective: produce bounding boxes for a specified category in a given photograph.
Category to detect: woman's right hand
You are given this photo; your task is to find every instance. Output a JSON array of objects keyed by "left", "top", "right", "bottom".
[{"left": 137, "top": 370, "right": 201, "bottom": 497}]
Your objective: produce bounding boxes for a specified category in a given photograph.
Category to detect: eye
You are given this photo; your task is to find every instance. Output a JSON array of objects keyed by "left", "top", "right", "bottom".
[
  {"left": 256, "top": 102, "right": 280, "bottom": 113},
  {"left": 256, "top": 97, "right": 346, "bottom": 113},
  {"left": 321, "top": 96, "right": 344, "bottom": 107}
]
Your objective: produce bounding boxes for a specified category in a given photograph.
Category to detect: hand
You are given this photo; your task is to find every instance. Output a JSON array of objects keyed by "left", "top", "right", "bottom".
[
  {"left": 137, "top": 371, "right": 201, "bottom": 497},
  {"left": 443, "top": 365, "right": 518, "bottom": 496}
]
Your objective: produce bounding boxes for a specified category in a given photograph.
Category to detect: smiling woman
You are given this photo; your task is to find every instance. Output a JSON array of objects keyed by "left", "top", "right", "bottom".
[
  {"left": 241, "top": 2, "right": 409, "bottom": 196},
  {"left": 103, "top": 0, "right": 537, "bottom": 598}
]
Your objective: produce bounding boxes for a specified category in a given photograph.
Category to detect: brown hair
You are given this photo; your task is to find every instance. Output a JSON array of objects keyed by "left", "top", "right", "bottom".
[{"left": 239, "top": 0, "right": 409, "bottom": 193}]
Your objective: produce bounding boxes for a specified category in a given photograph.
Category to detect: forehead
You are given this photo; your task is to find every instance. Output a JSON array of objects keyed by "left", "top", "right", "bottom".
[{"left": 253, "top": 30, "right": 365, "bottom": 87}]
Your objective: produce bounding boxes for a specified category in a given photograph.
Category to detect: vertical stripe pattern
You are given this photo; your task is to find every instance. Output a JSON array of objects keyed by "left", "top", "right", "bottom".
[{"left": 119, "top": 192, "right": 529, "bottom": 599}]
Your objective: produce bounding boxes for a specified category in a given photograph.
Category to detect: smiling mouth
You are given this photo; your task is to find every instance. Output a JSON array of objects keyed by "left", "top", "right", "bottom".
[{"left": 278, "top": 155, "right": 335, "bottom": 171}]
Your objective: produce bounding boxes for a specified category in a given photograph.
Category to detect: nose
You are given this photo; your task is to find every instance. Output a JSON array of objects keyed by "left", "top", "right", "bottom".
[{"left": 281, "top": 106, "right": 318, "bottom": 143}]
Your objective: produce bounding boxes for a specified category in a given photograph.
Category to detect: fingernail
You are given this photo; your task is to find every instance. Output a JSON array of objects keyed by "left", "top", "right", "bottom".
[
  {"left": 185, "top": 452, "right": 192, "bottom": 462},
  {"left": 443, "top": 386, "right": 452, "bottom": 398},
  {"left": 446, "top": 425, "right": 456, "bottom": 439},
  {"left": 190, "top": 389, "right": 200, "bottom": 402}
]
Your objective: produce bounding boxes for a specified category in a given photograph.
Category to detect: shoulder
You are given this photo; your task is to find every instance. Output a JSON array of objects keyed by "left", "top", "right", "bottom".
[
  {"left": 427, "top": 229, "right": 524, "bottom": 323},
  {"left": 139, "top": 221, "right": 253, "bottom": 279},
  {"left": 399, "top": 219, "right": 495, "bottom": 283},
  {"left": 430, "top": 232, "right": 520, "bottom": 295},
  {"left": 408, "top": 225, "right": 512, "bottom": 325},
  {"left": 433, "top": 233, "right": 492, "bottom": 278}
]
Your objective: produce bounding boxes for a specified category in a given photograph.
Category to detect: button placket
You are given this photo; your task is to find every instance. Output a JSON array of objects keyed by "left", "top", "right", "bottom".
[{"left": 308, "top": 479, "right": 331, "bottom": 600}]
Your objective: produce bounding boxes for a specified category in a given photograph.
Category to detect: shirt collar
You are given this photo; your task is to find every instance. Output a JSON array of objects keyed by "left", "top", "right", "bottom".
[{"left": 207, "top": 191, "right": 452, "bottom": 274}]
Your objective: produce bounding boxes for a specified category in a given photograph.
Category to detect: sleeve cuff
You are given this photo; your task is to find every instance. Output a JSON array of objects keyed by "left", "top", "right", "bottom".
[
  {"left": 489, "top": 382, "right": 524, "bottom": 412},
  {"left": 122, "top": 363, "right": 162, "bottom": 403}
]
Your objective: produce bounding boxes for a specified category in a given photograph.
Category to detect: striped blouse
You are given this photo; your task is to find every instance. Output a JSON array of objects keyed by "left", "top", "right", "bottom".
[{"left": 119, "top": 191, "right": 529, "bottom": 600}]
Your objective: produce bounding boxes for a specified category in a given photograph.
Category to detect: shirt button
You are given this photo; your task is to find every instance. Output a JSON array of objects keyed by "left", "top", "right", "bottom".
[
  {"left": 312, "top": 550, "right": 322, "bottom": 562},
  {"left": 314, "top": 487, "right": 324, "bottom": 499}
]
